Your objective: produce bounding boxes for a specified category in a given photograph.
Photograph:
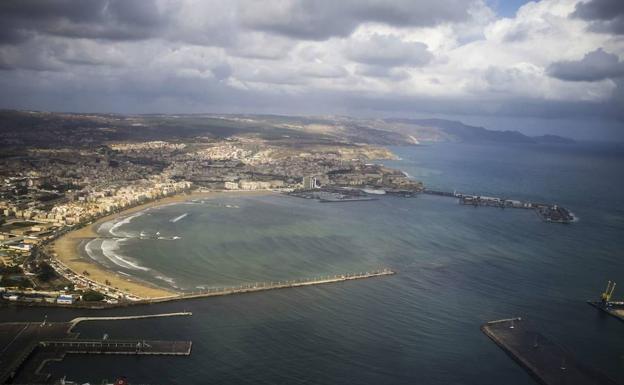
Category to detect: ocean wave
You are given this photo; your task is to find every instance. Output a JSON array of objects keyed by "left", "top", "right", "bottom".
[
  {"left": 170, "top": 213, "right": 188, "bottom": 223},
  {"left": 108, "top": 212, "right": 146, "bottom": 237},
  {"left": 84, "top": 239, "right": 108, "bottom": 266},
  {"left": 100, "top": 238, "right": 150, "bottom": 271},
  {"left": 155, "top": 275, "right": 178, "bottom": 288}
]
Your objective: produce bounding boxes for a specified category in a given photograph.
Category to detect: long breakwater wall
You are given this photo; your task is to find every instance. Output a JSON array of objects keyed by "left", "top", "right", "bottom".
[
  {"left": 422, "top": 189, "right": 575, "bottom": 223},
  {"left": 146, "top": 269, "right": 396, "bottom": 304}
]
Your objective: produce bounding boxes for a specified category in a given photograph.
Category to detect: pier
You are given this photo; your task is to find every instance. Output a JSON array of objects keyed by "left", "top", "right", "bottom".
[
  {"left": 149, "top": 269, "right": 396, "bottom": 304},
  {"left": 0, "top": 312, "right": 193, "bottom": 384},
  {"left": 481, "top": 318, "right": 617, "bottom": 385},
  {"left": 40, "top": 339, "right": 192, "bottom": 355}
]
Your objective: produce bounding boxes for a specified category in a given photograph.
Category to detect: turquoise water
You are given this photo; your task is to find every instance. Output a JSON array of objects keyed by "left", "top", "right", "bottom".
[{"left": 3, "top": 142, "right": 624, "bottom": 384}]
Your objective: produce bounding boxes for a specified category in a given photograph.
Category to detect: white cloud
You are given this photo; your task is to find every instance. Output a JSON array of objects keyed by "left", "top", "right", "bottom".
[{"left": 0, "top": 0, "right": 622, "bottom": 125}]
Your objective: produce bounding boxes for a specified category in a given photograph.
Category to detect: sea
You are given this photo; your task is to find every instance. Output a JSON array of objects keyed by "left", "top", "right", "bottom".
[{"left": 2, "top": 141, "right": 623, "bottom": 385}]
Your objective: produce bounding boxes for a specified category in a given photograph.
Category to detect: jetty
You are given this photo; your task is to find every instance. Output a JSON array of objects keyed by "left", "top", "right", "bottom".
[
  {"left": 148, "top": 269, "right": 396, "bottom": 304},
  {"left": 68, "top": 311, "right": 192, "bottom": 329},
  {"left": 0, "top": 312, "right": 192, "bottom": 384},
  {"left": 481, "top": 317, "right": 617, "bottom": 385},
  {"left": 422, "top": 189, "right": 575, "bottom": 223}
]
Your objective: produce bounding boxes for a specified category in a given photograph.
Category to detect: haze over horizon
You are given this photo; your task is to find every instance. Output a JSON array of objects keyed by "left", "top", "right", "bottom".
[{"left": 1, "top": 0, "right": 623, "bottom": 140}]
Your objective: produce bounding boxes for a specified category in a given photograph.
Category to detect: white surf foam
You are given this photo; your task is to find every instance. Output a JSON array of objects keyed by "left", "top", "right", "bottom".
[
  {"left": 108, "top": 212, "right": 146, "bottom": 237},
  {"left": 100, "top": 238, "right": 150, "bottom": 271},
  {"left": 170, "top": 213, "right": 188, "bottom": 223},
  {"left": 155, "top": 275, "right": 178, "bottom": 288}
]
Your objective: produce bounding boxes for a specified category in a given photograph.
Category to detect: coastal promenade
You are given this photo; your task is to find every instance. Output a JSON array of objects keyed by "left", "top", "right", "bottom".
[{"left": 147, "top": 269, "right": 396, "bottom": 304}]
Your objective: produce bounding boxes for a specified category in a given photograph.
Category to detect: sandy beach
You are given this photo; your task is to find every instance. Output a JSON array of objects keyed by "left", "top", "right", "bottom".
[{"left": 49, "top": 190, "right": 274, "bottom": 299}]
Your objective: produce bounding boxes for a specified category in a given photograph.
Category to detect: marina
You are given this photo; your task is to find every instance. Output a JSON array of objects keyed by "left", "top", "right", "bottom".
[{"left": 481, "top": 318, "right": 618, "bottom": 385}]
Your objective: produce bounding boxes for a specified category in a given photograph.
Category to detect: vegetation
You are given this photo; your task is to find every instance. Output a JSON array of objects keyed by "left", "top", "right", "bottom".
[
  {"left": 36, "top": 261, "right": 56, "bottom": 282},
  {"left": 81, "top": 290, "right": 105, "bottom": 302}
]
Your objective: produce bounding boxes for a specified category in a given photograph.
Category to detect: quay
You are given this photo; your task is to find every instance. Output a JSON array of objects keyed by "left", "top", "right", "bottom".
[
  {"left": 421, "top": 189, "right": 575, "bottom": 223},
  {"left": 149, "top": 269, "right": 396, "bottom": 304},
  {"left": 0, "top": 312, "right": 192, "bottom": 384},
  {"left": 481, "top": 317, "right": 617, "bottom": 385}
]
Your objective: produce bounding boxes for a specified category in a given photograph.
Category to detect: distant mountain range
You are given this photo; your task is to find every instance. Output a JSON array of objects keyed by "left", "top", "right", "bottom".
[
  {"left": 384, "top": 118, "right": 575, "bottom": 145},
  {"left": 0, "top": 110, "right": 575, "bottom": 149}
]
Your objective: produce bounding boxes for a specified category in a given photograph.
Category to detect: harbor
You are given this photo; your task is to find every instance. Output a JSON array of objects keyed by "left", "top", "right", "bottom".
[
  {"left": 0, "top": 312, "right": 192, "bottom": 384},
  {"left": 481, "top": 317, "right": 618, "bottom": 385}
]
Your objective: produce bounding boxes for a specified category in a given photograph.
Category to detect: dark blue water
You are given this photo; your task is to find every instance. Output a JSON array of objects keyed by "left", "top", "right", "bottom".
[{"left": 2, "top": 142, "right": 623, "bottom": 384}]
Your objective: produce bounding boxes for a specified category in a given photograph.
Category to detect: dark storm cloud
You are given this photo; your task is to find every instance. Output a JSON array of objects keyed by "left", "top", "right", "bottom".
[
  {"left": 547, "top": 48, "right": 624, "bottom": 82},
  {"left": 346, "top": 35, "right": 433, "bottom": 67},
  {"left": 240, "top": 0, "right": 474, "bottom": 41},
  {"left": 0, "top": 0, "right": 172, "bottom": 44},
  {"left": 572, "top": 0, "right": 624, "bottom": 34}
]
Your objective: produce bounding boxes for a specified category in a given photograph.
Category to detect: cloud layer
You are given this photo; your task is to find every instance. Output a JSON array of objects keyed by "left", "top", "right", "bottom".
[{"left": 0, "top": 0, "right": 622, "bottom": 137}]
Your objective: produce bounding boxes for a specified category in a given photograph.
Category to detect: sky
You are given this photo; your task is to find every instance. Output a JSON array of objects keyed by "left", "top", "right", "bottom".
[{"left": 0, "top": 0, "right": 623, "bottom": 140}]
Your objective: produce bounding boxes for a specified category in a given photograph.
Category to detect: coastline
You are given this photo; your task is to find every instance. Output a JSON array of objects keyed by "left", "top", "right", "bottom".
[{"left": 49, "top": 190, "right": 275, "bottom": 300}]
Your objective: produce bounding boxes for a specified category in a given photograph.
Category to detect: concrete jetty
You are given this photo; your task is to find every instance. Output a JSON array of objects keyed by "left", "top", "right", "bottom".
[
  {"left": 68, "top": 311, "right": 192, "bottom": 330},
  {"left": 148, "top": 268, "right": 396, "bottom": 304},
  {"left": 482, "top": 317, "right": 617, "bottom": 385}
]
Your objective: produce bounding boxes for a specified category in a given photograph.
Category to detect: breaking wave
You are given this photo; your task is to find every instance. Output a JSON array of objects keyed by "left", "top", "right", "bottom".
[
  {"left": 100, "top": 238, "right": 150, "bottom": 271},
  {"left": 170, "top": 213, "right": 188, "bottom": 223}
]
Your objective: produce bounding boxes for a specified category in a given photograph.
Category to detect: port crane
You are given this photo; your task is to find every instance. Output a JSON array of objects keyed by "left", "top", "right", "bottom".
[{"left": 601, "top": 281, "right": 616, "bottom": 304}]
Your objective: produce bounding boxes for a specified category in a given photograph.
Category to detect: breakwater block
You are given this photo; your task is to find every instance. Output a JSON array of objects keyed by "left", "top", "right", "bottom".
[{"left": 481, "top": 317, "right": 618, "bottom": 385}]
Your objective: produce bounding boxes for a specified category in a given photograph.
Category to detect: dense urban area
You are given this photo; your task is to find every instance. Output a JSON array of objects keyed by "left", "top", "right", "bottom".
[{"left": 0, "top": 111, "right": 428, "bottom": 306}]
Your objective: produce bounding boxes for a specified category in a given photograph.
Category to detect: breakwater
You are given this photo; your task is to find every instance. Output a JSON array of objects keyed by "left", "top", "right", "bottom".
[
  {"left": 69, "top": 312, "right": 193, "bottom": 329},
  {"left": 422, "top": 189, "right": 575, "bottom": 223},
  {"left": 148, "top": 269, "right": 396, "bottom": 304}
]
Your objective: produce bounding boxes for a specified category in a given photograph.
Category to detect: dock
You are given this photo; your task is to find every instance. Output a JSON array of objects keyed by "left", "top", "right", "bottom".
[
  {"left": 0, "top": 312, "right": 192, "bottom": 384},
  {"left": 481, "top": 317, "right": 617, "bottom": 385},
  {"left": 149, "top": 269, "right": 396, "bottom": 304}
]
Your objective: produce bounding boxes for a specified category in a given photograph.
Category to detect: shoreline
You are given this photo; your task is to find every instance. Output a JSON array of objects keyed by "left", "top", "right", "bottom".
[{"left": 49, "top": 189, "right": 275, "bottom": 300}]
